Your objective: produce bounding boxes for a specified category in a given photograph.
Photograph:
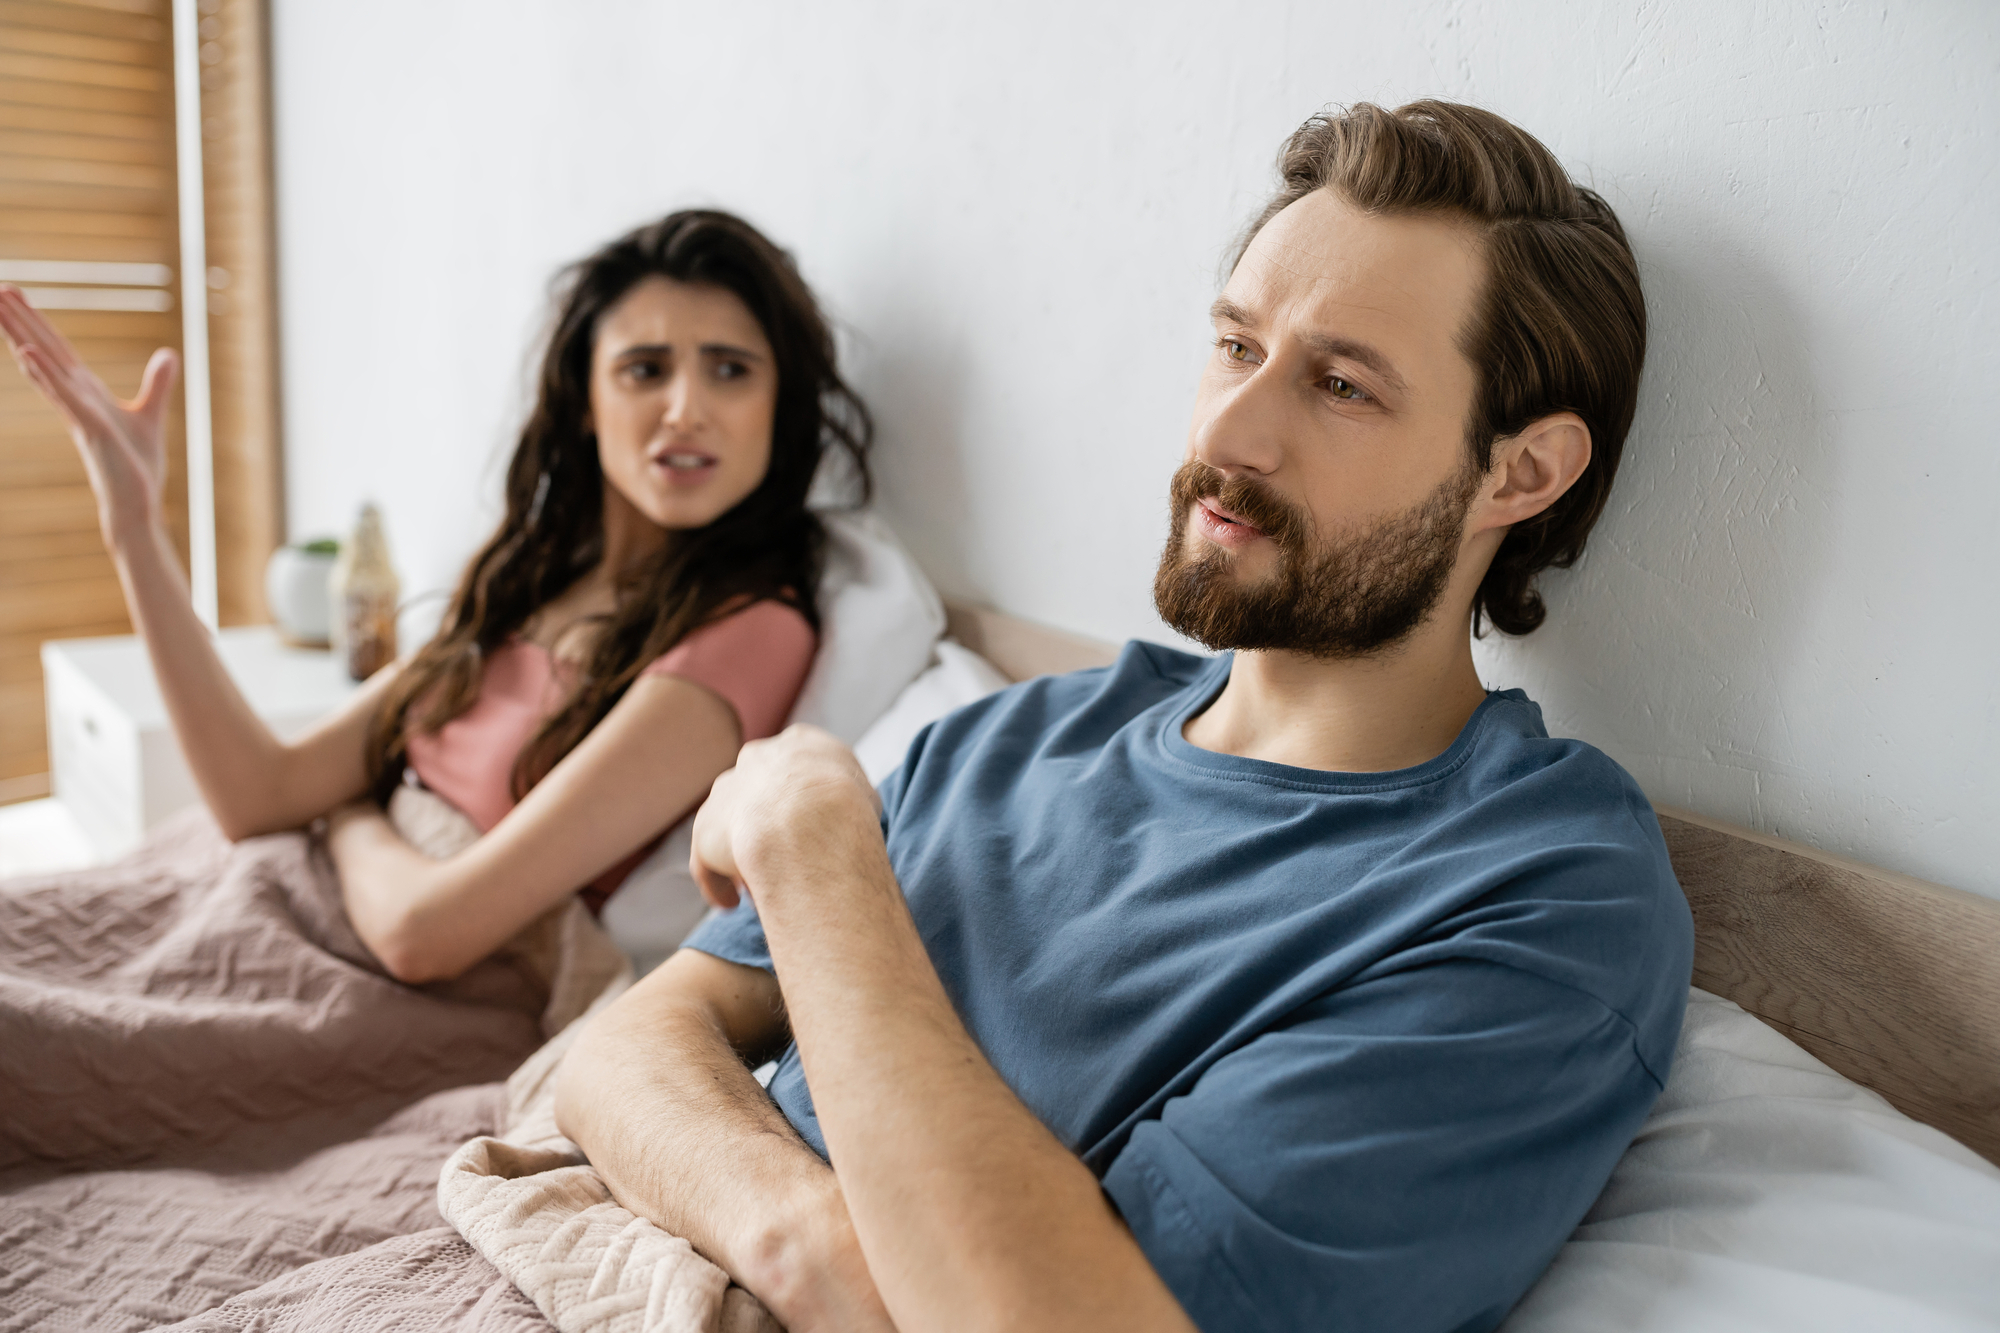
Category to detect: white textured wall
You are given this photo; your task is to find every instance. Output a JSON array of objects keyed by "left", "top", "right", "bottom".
[{"left": 270, "top": 0, "right": 1999, "bottom": 898}]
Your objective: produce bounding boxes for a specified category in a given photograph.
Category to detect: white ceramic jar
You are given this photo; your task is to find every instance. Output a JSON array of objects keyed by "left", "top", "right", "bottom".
[{"left": 264, "top": 541, "right": 339, "bottom": 647}]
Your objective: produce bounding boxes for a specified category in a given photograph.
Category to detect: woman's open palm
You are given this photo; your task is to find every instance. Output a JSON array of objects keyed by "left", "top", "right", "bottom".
[{"left": 0, "top": 284, "right": 178, "bottom": 547}]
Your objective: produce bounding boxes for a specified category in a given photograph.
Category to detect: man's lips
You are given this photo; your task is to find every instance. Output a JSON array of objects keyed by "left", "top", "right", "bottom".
[{"left": 1194, "top": 496, "right": 1267, "bottom": 548}]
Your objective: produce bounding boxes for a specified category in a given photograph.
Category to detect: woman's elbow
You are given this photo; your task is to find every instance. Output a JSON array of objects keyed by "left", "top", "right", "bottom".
[
  {"left": 207, "top": 793, "right": 302, "bottom": 843},
  {"left": 366, "top": 919, "right": 462, "bottom": 986},
  {"left": 374, "top": 944, "right": 437, "bottom": 986},
  {"left": 214, "top": 815, "right": 295, "bottom": 844}
]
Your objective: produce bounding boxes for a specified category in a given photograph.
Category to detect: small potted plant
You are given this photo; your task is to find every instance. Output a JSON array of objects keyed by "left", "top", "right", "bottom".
[{"left": 264, "top": 537, "right": 340, "bottom": 647}]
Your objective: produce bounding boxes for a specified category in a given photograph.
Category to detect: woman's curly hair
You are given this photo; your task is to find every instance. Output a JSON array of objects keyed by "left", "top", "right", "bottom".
[{"left": 364, "top": 210, "right": 871, "bottom": 799}]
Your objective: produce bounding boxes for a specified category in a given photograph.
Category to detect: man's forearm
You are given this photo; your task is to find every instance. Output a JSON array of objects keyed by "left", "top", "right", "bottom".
[
  {"left": 554, "top": 959, "right": 890, "bottom": 1330},
  {"left": 684, "top": 727, "right": 1193, "bottom": 1331},
  {"left": 748, "top": 822, "right": 1196, "bottom": 1333}
]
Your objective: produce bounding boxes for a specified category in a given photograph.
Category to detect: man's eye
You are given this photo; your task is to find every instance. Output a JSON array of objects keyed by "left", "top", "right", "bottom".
[
  {"left": 1221, "top": 339, "right": 1253, "bottom": 362},
  {"left": 1328, "top": 377, "right": 1367, "bottom": 401}
]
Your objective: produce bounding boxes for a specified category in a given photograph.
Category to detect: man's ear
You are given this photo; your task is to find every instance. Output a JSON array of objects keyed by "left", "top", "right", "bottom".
[{"left": 1474, "top": 412, "right": 1592, "bottom": 533}]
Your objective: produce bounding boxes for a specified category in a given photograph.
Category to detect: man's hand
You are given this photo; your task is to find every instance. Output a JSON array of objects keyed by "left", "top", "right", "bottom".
[{"left": 689, "top": 724, "right": 882, "bottom": 910}]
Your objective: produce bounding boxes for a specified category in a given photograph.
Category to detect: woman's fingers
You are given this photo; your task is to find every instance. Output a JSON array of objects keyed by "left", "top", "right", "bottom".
[
  {"left": 0, "top": 294, "right": 48, "bottom": 374},
  {"left": 1, "top": 290, "right": 128, "bottom": 427},
  {"left": 0, "top": 284, "right": 35, "bottom": 342},
  {"left": 9, "top": 315, "right": 113, "bottom": 418},
  {"left": 5, "top": 291, "right": 167, "bottom": 540},
  {"left": 18, "top": 345, "right": 121, "bottom": 444},
  {"left": 14, "top": 345, "right": 89, "bottom": 429},
  {"left": 1, "top": 291, "right": 160, "bottom": 438},
  {"left": 133, "top": 347, "right": 178, "bottom": 428},
  {"left": 0, "top": 285, "right": 87, "bottom": 373}
]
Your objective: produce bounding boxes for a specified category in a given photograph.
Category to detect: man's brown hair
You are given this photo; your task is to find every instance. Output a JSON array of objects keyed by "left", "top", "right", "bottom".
[{"left": 1237, "top": 100, "right": 1647, "bottom": 635}]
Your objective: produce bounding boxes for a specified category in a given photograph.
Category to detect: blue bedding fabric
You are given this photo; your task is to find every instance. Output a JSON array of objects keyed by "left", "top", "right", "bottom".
[{"left": 687, "top": 641, "right": 1693, "bottom": 1333}]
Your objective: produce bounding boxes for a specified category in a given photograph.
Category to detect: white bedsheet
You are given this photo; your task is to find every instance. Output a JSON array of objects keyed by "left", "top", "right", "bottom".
[{"left": 1503, "top": 987, "right": 2000, "bottom": 1332}]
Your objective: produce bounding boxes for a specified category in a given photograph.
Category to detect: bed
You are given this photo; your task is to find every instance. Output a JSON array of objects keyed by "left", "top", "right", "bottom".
[
  {"left": 424, "top": 604, "right": 2000, "bottom": 1332},
  {"left": 2, "top": 596, "right": 1994, "bottom": 1332}
]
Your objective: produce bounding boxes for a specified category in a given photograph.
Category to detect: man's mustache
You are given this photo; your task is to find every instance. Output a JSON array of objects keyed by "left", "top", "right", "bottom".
[{"left": 1170, "top": 460, "right": 1310, "bottom": 554}]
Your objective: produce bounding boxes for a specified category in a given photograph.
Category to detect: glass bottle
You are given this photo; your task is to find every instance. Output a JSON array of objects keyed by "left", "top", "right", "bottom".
[{"left": 328, "top": 502, "right": 400, "bottom": 681}]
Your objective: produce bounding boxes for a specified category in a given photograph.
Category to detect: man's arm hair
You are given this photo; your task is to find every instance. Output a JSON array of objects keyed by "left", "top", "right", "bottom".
[
  {"left": 553, "top": 948, "right": 893, "bottom": 1331},
  {"left": 686, "top": 727, "right": 1201, "bottom": 1333}
]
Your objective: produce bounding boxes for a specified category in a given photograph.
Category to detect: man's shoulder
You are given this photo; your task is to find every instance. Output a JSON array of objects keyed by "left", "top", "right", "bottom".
[
  {"left": 1423, "top": 691, "right": 1693, "bottom": 1072},
  {"left": 1463, "top": 694, "right": 1682, "bottom": 897},
  {"left": 1461, "top": 690, "right": 1660, "bottom": 835},
  {"left": 998, "top": 638, "right": 1211, "bottom": 711},
  {"left": 917, "top": 639, "right": 1211, "bottom": 759}
]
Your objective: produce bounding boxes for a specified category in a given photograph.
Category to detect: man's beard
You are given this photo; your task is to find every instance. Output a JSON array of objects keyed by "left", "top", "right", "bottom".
[{"left": 1151, "top": 458, "right": 1480, "bottom": 659}]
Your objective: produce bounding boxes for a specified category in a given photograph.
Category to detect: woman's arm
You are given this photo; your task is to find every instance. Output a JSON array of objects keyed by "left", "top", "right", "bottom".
[
  {"left": 1, "top": 286, "right": 380, "bottom": 837},
  {"left": 328, "top": 671, "right": 741, "bottom": 983}
]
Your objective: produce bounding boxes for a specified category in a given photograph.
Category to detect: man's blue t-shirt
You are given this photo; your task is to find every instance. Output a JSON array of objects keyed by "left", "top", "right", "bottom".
[{"left": 685, "top": 642, "right": 1693, "bottom": 1333}]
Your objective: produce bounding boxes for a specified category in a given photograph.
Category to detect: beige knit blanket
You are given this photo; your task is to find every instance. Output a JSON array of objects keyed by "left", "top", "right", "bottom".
[{"left": 394, "top": 785, "right": 780, "bottom": 1333}]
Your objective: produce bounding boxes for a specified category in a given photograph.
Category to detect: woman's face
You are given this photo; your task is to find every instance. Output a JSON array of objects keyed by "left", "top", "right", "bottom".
[{"left": 588, "top": 275, "right": 778, "bottom": 534}]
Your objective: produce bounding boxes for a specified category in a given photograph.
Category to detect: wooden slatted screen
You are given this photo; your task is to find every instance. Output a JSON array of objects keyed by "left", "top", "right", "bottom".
[
  {"left": 197, "top": 0, "right": 280, "bottom": 626},
  {"left": 0, "top": 0, "right": 188, "bottom": 803},
  {"left": 0, "top": 0, "right": 279, "bottom": 803}
]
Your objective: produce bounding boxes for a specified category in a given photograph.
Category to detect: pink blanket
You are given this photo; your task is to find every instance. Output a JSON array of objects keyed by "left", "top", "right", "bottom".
[{"left": 0, "top": 811, "right": 557, "bottom": 1330}]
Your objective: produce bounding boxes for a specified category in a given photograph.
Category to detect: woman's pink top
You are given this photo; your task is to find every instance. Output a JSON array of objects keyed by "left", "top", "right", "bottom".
[{"left": 403, "top": 599, "right": 816, "bottom": 908}]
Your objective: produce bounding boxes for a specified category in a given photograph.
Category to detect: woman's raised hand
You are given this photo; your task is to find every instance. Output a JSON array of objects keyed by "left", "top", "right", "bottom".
[{"left": 0, "top": 285, "right": 179, "bottom": 550}]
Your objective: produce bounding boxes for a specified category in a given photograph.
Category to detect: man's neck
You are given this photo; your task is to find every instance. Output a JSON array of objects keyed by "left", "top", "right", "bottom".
[{"left": 1180, "top": 623, "right": 1491, "bottom": 775}]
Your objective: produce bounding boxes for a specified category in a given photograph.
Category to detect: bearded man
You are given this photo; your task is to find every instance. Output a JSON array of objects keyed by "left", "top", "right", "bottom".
[{"left": 556, "top": 100, "right": 1692, "bottom": 1333}]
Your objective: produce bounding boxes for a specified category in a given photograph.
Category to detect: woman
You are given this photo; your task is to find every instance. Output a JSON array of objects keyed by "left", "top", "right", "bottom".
[{"left": 0, "top": 209, "right": 871, "bottom": 985}]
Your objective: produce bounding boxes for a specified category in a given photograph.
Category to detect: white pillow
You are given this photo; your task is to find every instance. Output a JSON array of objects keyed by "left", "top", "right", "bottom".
[
  {"left": 600, "top": 637, "right": 1010, "bottom": 976},
  {"left": 599, "top": 509, "right": 944, "bottom": 972},
  {"left": 851, "top": 638, "right": 1012, "bottom": 785},
  {"left": 1502, "top": 987, "right": 2000, "bottom": 1333},
  {"left": 595, "top": 820, "right": 708, "bottom": 979},
  {"left": 786, "top": 509, "right": 946, "bottom": 744}
]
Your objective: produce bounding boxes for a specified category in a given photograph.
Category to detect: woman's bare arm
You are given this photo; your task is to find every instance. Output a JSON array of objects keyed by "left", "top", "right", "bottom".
[
  {"left": 326, "top": 671, "right": 742, "bottom": 983},
  {"left": 1, "top": 286, "right": 381, "bottom": 836}
]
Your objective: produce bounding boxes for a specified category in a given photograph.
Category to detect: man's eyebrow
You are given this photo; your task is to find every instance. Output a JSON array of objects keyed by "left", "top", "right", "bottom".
[
  {"left": 1209, "top": 297, "right": 1255, "bottom": 328},
  {"left": 1300, "top": 332, "right": 1408, "bottom": 396},
  {"left": 1209, "top": 297, "right": 1409, "bottom": 396}
]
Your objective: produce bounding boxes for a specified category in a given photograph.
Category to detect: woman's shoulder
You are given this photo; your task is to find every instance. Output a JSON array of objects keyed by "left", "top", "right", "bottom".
[
  {"left": 641, "top": 597, "right": 815, "bottom": 672},
  {"left": 639, "top": 598, "right": 818, "bottom": 742}
]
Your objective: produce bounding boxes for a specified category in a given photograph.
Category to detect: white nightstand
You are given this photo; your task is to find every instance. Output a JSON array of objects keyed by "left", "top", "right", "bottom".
[{"left": 42, "top": 629, "right": 363, "bottom": 860}]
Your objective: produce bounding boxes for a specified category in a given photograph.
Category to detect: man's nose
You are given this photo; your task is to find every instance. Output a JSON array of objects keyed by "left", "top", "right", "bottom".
[{"left": 1191, "top": 365, "right": 1285, "bottom": 477}]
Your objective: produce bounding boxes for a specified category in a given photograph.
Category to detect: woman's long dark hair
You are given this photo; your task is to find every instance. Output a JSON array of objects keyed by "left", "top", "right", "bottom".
[{"left": 364, "top": 210, "right": 873, "bottom": 799}]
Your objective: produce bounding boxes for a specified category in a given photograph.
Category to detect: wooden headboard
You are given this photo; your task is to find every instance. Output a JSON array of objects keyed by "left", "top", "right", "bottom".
[{"left": 945, "top": 600, "right": 2000, "bottom": 1166}]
